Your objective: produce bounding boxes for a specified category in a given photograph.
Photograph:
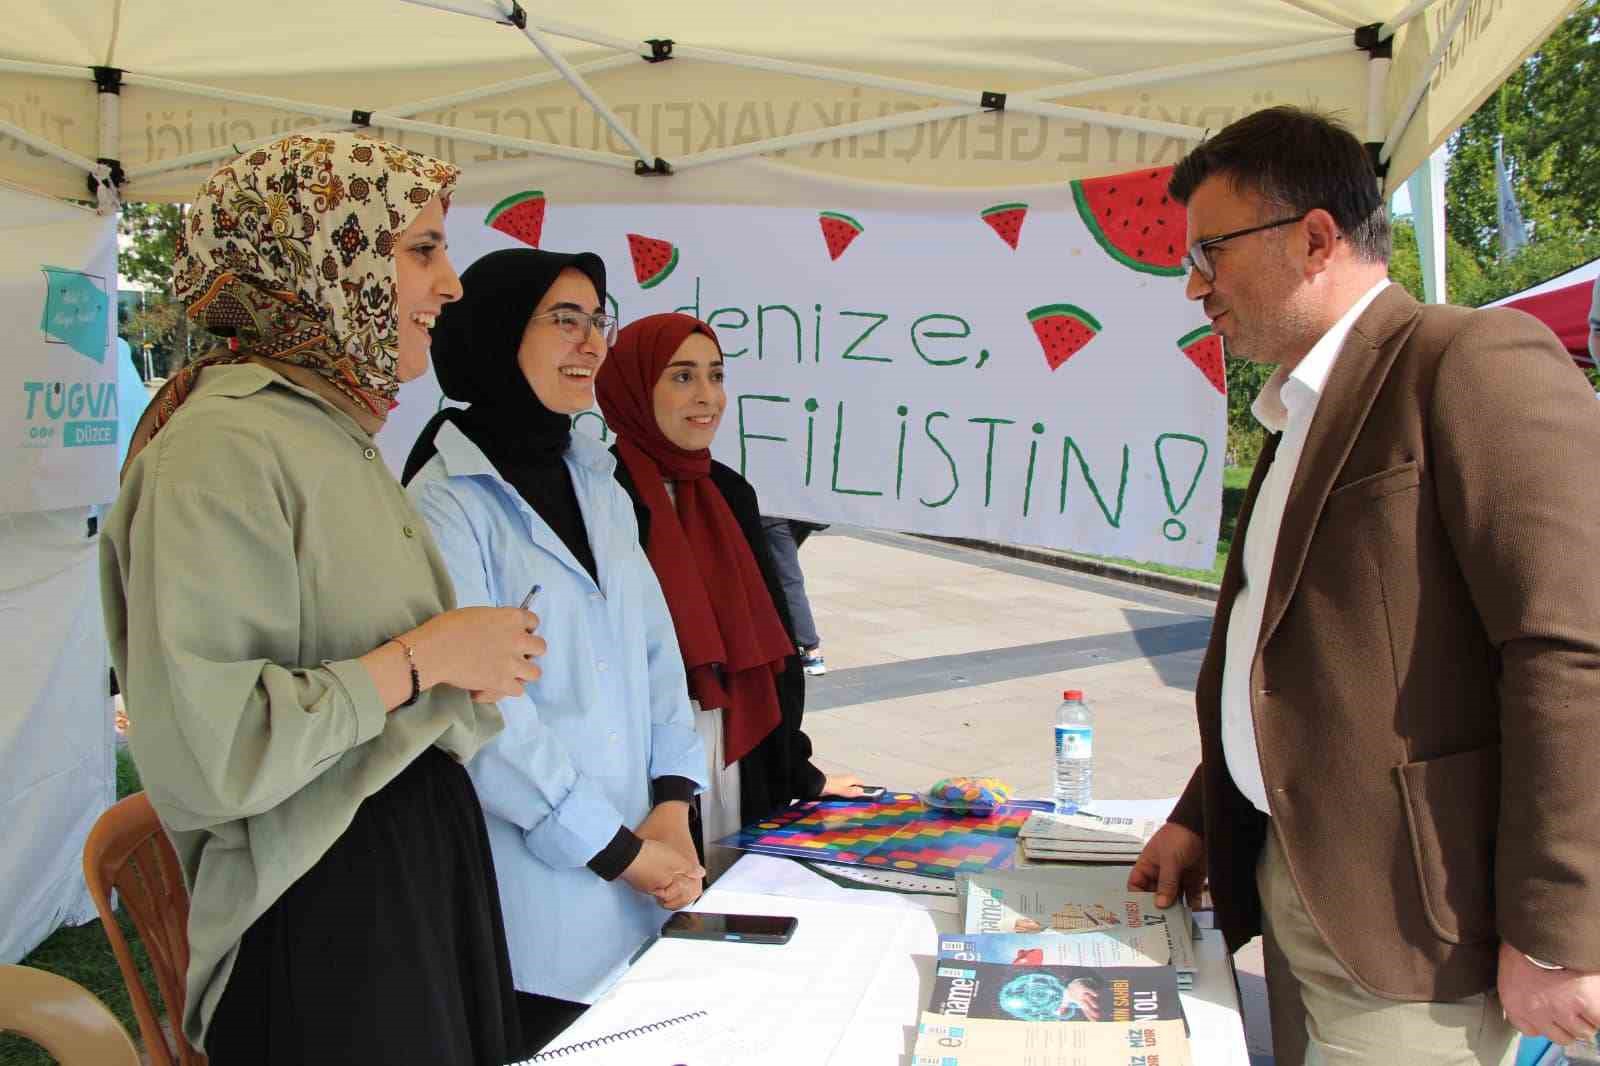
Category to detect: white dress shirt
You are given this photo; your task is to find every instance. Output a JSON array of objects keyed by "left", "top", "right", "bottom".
[{"left": 1221, "top": 280, "right": 1389, "bottom": 814}]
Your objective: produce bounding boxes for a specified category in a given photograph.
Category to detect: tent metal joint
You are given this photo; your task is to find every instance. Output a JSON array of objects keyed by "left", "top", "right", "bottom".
[
  {"left": 1364, "top": 141, "right": 1389, "bottom": 179},
  {"left": 91, "top": 66, "right": 123, "bottom": 94},
  {"left": 635, "top": 157, "right": 673, "bottom": 177},
  {"left": 643, "top": 38, "right": 674, "bottom": 63},
  {"left": 1353, "top": 23, "right": 1393, "bottom": 59},
  {"left": 88, "top": 157, "right": 124, "bottom": 210},
  {"left": 499, "top": 0, "right": 527, "bottom": 30},
  {"left": 980, "top": 90, "right": 1006, "bottom": 111}
]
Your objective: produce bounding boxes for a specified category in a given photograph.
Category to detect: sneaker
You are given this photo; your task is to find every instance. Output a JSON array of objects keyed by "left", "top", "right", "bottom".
[{"left": 800, "top": 649, "right": 827, "bottom": 676}]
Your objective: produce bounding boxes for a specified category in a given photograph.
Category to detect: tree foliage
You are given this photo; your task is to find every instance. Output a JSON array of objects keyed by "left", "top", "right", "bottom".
[{"left": 1445, "top": 0, "right": 1599, "bottom": 271}]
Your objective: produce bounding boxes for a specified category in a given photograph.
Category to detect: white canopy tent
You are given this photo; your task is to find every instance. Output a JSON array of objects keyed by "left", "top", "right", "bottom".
[
  {"left": 0, "top": 0, "right": 1580, "bottom": 963},
  {"left": 0, "top": 0, "right": 1577, "bottom": 210}
]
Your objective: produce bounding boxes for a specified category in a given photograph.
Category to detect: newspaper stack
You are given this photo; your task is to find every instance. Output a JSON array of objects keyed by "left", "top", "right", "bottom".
[{"left": 1017, "top": 809, "right": 1161, "bottom": 864}]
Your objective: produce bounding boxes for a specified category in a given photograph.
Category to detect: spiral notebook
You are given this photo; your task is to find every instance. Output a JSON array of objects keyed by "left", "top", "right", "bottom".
[{"left": 517, "top": 1010, "right": 708, "bottom": 1063}]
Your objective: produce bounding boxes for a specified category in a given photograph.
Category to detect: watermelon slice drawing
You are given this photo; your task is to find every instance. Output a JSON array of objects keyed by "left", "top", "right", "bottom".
[
  {"left": 980, "top": 202, "right": 1028, "bottom": 250},
  {"left": 1070, "top": 166, "right": 1185, "bottom": 276},
  {"left": 626, "top": 233, "right": 679, "bottom": 289},
  {"left": 485, "top": 190, "right": 546, "bottom": 248},
  {"left": 818, "top": 211, "right": 863, "bottom": 261},
  {"left": 1028, "top": 303, "right": 1102, "bottom": 371},
  {"left": 1178, "top": 324, "right": 1226, "bottom": 395}
]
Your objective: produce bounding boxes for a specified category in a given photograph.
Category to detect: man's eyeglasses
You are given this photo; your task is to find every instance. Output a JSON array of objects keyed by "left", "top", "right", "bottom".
[
  {"left": 530, "top": 308, "right": 619, "bottom": 346},
  {"left": 1181, "top": 213, "right": 1309, "bottom": 282}
]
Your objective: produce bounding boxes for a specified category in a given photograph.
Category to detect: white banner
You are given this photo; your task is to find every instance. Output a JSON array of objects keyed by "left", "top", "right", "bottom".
[
  {"left": 379, "top": 170, "right": 1224, "bottom": 568},
  {"left": 0, "top": 208, "right": 120, "bottom": 514}
]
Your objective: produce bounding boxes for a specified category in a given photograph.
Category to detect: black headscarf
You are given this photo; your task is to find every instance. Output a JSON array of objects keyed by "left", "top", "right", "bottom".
[{"left": 404, "top": 248, "right": 608, "bottom": 583}]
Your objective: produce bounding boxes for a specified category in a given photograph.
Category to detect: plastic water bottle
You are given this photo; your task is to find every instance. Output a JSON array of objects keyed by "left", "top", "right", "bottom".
[{"left": 1053, "top": 689, "right": 1093, "bottom": 813}]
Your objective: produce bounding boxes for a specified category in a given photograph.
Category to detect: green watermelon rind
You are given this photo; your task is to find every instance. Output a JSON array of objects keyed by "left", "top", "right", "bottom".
[
  {"left": 637, "top": 246, "right": 679, "bottom": 290},
  {"left": 485, "top": 189, "right": 545, "bottom": 225},
  {"left": 1026, "top": 303, "right": 1102, "bottom": 332},
  {"left": 818, "top": 210, "right": 864, "bottom": 233},
  {"left": 981, "top": 202, "right": 1028, "bottom": 217},
  {"left": 1177, "top": 324, "right": 1215, "bottom": 349},
  {"left": 1070, "top": 179, "right": 1186, "bottom": 278}
]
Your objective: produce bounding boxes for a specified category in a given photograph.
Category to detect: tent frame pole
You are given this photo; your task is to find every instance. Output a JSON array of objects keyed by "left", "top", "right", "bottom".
[
  {"left": 1023, "top": 37, "right": 1353, "bottom": 100},
  {"left": 1379, "top": 0, "right": 1473, "bottom": 165},
  {"left": 121, "top": 55, "right": 636, "bottom": 182},
  {"left": 115, "top": 73, "right": 635, "bottom": 172},
  {"left": 402, "top": 0, "right": 655, "bottom": 164},
  {"left": 1381, "top": 0, "right": 1443, "bottom": 40},
  {"left": 508, "top": 22, "right": 654, "bottom": 164},
  {"left": 0, "top": 118, "right": 97, "bottom": 174}
]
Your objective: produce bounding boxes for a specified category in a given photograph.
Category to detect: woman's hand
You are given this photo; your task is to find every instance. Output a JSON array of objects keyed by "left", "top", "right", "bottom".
[
  {"left": 411, "top": 607, "right": 545, "bottom": 702},
  {"left": 636, "top": 802, "right": 697, "bottom": 862},
  {"left": 620, "top": 839, "right": 704, "bottom": 909},
  {"left": 820, "top": 774, "right": 869, "bottom": 798},
  {"left": 635, "top": 802, "right": 703, "bottom": 909}
]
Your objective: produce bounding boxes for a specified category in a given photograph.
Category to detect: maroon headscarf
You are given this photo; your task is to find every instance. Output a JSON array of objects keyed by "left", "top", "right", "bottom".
[{"left": 595, "top": 313, "right": 792, "bottom": 766}]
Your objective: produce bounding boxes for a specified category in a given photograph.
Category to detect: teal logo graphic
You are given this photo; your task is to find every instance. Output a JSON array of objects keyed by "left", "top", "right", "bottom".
[
  {"left": 20, "top": 381, "right": 118, "bottom": 450},
  {"left": 40, "top": 267, "right": 109, "bottom": 363}
]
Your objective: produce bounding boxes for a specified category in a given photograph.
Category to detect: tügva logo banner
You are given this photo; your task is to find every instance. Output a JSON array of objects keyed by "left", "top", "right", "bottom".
[{"left": 20, "top": 380, "right": 118, "bottom": 449}]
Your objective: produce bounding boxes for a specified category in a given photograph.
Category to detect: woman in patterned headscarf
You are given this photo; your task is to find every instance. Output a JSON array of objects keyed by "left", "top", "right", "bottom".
[{"left": 102, "top": 132, "right": 539, "bottom": 1065}]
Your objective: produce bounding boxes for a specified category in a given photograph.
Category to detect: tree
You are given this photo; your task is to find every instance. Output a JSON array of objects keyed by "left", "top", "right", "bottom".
[
  {"left": 117, "top": 203, "right": 184, "bottom": 291},
  {"left": 117, "top": 203, "right": 197, "bottom": 376},
  {"left": 1445, "top": 0, "right": 1599, "bottom": 267}
]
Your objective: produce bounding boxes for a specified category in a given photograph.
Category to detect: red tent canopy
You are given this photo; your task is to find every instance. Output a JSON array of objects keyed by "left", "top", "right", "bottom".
[{"left": 1489, "top": 259, "right": 1600, "bottom": 368}]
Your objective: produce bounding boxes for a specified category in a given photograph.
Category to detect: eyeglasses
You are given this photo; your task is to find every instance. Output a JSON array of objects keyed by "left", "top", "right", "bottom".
[
  {"left": 1181, "top": 213, "right": 1309, "bottom": 282},
  {"left": 529, "top": 308, "right": 619, "bottom": 346}
]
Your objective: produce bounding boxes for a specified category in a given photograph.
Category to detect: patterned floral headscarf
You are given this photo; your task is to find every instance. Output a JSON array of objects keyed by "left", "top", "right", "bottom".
[{"left": 130, "top": 132, "right": 458, "bottom": 463}]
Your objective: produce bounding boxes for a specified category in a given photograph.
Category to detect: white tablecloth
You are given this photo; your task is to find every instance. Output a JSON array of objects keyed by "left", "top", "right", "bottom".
[{"left": 538, "top": 798, "right": 1251, "bottom": 1065}]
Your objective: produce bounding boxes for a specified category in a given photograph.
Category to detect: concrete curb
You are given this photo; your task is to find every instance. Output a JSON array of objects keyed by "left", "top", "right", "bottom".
[{"left": 918, "top": 535, "right": 1221, "bottom": 603}]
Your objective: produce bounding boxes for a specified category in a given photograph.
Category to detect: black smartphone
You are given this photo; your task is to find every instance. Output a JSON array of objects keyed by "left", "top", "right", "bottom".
[
  {"left": 660, "top": 911, "right": 798, "bottom": 945},
  {"left": 855, "top": 785, "right": 886, "bottom": 799}
]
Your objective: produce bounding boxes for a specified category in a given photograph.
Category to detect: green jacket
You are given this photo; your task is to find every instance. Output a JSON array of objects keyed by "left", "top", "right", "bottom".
[{"left": 101, "top": 364, "right": 503, "bottom": 1045}]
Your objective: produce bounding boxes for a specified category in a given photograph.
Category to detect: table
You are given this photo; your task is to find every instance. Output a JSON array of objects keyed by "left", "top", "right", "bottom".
[{"left": 538, "top": 850, "right": 1252, "bottom": 1065}]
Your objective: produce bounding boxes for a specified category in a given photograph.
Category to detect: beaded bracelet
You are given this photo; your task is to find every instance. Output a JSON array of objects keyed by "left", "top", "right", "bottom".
[{"left": 389, "top": 635, "right": 421, "bottom": 707}]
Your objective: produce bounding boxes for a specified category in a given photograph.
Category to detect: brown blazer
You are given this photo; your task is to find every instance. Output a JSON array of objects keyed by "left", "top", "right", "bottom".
[{"left": 1170, "top": 284, "right": 1600, "bottom": 1001}]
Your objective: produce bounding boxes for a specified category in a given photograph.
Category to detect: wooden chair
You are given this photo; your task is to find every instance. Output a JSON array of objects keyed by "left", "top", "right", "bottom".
[
  {"left": 82, "top": 792, "right": 207, "bottom": 1066},
  {"left": 0, "top": 964, "right": 140, "bottom": 1066}
]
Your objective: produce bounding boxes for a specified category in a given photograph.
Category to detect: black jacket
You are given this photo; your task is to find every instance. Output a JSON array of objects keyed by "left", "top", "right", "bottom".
[{"left": 613, "top": 456, "right": 826, "bottom": 829}]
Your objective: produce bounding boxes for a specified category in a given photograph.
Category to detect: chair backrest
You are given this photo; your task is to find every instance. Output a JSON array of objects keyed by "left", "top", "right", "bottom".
[
  {"left": 0, "top": 964, "right": 141, "bottom": 1066},
  {"left": 82, "top": 792, "right": 207, "bottom": 1066}
]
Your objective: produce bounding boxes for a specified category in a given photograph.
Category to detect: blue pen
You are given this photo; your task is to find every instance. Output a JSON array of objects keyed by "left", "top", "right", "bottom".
[{"left": 518, "top": 583, "right": 542, "bottom": 610}]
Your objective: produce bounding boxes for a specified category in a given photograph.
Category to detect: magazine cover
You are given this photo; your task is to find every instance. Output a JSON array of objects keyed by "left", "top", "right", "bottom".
[
  {"left": 938, "top": 930, "right": 1170, "bottom": 969},
  {"left": 958, "top": 869, "right": 1197, "bottom": 976},
  {"left": 926, "top": 959, "right": 1185, "bottom": 1025}
]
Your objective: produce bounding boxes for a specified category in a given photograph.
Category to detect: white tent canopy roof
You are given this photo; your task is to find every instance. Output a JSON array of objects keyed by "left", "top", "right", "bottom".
[{"left": 0, "top": 0, "right": 1577, "bottom": 205}]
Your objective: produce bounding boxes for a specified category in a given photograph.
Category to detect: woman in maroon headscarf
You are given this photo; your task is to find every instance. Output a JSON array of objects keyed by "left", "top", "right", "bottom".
[{"left": 595, "top": 313, "right": 862, "bottom": 879}]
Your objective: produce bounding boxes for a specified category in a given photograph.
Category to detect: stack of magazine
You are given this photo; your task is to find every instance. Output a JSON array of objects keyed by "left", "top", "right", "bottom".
[
  {"left": 1017, "top": 810, "right": 1162, "bottom": 864},
  {"left": 912, "top": 868, "right": 1199, "bottom": 1065}
]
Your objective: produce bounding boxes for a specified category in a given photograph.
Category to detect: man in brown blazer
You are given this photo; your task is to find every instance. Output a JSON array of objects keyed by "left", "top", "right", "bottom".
[{"left": 1128, "top": 107, "right": 1600, "bottom": 1064}]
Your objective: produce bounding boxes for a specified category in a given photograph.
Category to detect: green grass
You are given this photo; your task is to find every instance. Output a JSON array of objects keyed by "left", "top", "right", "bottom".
[
  {"left": 0, "top": 748, "right": 162, "bottom": 1066},
  {"left": 1066, "top": 464, "right": 1250, "bottom": 586}
]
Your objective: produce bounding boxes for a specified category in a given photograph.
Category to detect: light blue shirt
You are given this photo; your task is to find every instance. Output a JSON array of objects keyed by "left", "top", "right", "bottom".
[{"left": 408, "top": 421, "right": 706, "bottom": 1003}]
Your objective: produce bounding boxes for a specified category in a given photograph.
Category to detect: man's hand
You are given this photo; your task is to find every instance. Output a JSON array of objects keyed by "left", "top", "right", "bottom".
[
  {"left": 1498, "top": 942, "right": 1600, "bottom": 1046},
  {"left": 1127, "top": 822, "right": 1206, "bottom": 909}
]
